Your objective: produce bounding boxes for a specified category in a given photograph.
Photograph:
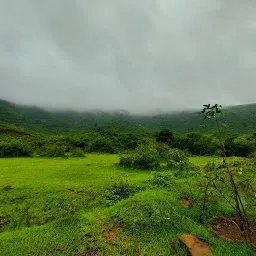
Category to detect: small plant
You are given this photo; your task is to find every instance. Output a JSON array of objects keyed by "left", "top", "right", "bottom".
[
  {"left": 150, "top": 172, "right": 173, "bottom": 188},
  {"left": 102, "top": 179, "right": 138, "bottom": 206},
  {"left": 0, "top": 215, "right": 10, "bottom": 231},
  {"left": 200, "top": 104, "right": 254, "bottom": 247}
]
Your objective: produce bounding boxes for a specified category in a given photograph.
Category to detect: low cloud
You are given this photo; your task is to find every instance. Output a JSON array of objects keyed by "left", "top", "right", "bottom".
[{"left": 0, "top": 0, "right": 255, "bottom": 113}]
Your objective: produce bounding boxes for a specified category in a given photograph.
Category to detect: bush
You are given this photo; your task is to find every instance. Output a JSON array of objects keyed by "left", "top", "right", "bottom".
[
  {"left": 115, "top": 133, "right": 141, "bottom": 151},
  {"left": 119, "top": 144, "right": 161, "bottom": 169},
  {"left": 150, "top": 172, "right": 173, "bottom": 188},
  {"left": 89, "top": 138, "right": 116, "bottom": 154},
  {"left": 102, "top": 179, "right": 138, "bottom": 206},
  {"left": 41, "top": 143, "right": 66, "bottom": 157},
  {"left": 155, "top": 143, "right": 170, "bottom": 159},
  {"left": 0, "top": 141, "right": 31, "bottom": 158},
  {"left": 248, "top": 151, "right": 256, "bottom": 159},
  {"left": 155, "top": 129, "right": 174, "bottom": 146},
  {"left": 233, "top": 138, "right": 252, "bottom": 157},
  {"left": 70, "top": 148, "right": 85, "bottom": 157},
  {"left": 165, "top": 148, "right": 190, "bottom": 170},
  {"left": 224, "top": 136, "right": 254, "bottom": 157}
]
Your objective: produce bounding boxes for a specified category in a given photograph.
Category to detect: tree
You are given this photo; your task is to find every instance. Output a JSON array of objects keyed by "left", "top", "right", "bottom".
[
  {"left": 155, "top": 129, "right": 174, "bottom": 146},
  {"left": 89, "top": 137, "right": 116, "bottom": 154}
]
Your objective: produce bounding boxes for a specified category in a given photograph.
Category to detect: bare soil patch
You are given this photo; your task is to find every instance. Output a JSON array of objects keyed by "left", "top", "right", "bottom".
[
  {"left": 103, "top": 223, "right": 122, "bottom": 244},
  {"left": 180, "top": 199, "right": 193, "bottom": 208},
  {"left": 207, "top": 216, "right": 256, "bottom": 248}
]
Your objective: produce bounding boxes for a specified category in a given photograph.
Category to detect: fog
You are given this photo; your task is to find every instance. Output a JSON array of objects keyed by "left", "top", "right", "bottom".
[{"left": 0, "top": 0, "right": 255, "bottom": 113}]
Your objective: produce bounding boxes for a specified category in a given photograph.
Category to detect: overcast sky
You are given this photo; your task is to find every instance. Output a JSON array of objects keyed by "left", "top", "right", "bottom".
[{"left": 0, "top": 0, "right": 255, "bottom": 113}]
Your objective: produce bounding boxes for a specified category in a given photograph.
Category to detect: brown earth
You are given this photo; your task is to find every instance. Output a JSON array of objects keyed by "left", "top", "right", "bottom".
[
  {"left": 68, "top": 188, "right": 84, "bottom": 194},
  {"left": 180, "top": 199, "right": 193, "bottom": 208},
  {"left": 207, "top": 216, "right": 256, "bottom": 248},
  {"left": 103, "top": 223, "right": 122, "bottom": 244}
]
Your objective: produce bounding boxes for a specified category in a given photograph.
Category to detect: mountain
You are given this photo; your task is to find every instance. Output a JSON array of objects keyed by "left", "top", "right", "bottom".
[{"left": 0, "top": 98, "right": 256, "bottom": 135}]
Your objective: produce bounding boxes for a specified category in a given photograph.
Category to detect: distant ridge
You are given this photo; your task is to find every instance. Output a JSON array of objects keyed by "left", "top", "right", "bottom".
[{"left": 0, "top": 99, "right": 256, "bottom": 135}]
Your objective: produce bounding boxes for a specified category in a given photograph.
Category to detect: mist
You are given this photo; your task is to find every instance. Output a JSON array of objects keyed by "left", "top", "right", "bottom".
[{"left": 0, "top": 0, "right": 255, "bottom": 114}]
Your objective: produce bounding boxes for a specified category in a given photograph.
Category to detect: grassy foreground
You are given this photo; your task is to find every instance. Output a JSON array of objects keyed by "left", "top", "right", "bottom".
[{"left": 0, "top": 155, "right": 255, "bottom": 255}]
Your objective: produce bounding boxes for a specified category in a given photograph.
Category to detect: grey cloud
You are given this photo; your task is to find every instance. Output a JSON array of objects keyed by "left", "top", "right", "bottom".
[{"left": 0, "top": 0, "right": 255, "bottom": 113}]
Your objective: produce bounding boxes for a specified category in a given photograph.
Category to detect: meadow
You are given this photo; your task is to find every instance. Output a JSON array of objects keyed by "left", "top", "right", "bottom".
[{"left": 0, "top": 155, "right": 255, "bottom": 256}]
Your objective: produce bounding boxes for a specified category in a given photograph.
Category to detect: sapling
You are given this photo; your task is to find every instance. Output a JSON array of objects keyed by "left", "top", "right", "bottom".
[{"left": 200, "top": 104, "right": 253, "bottom": 247}]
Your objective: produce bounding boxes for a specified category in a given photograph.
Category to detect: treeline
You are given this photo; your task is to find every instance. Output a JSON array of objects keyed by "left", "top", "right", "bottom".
[
  {"left": 1, "top": 128, "right": 256, "bottom": 158},
  {"left": 0, "top": 129, "right": 143, "bottom": 158}
]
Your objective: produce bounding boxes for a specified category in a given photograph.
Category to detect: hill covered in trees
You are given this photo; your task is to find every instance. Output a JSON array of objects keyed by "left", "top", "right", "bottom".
[{"left": 0, "top": 98, "right": 256, "bottom": 135}]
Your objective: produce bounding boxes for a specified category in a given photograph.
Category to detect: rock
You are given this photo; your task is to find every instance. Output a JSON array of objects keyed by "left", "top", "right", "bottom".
[{"left": 179, "top": 234, "right": 211, "bottom": 256}]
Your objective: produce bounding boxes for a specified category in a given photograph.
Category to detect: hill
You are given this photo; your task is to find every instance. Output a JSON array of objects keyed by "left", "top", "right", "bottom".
[
  {"left": 0, "top": 99, "right": 256, "bottom": 135},
  {"left": 0, "top": 121, "right": 29, "bottom": 136}
]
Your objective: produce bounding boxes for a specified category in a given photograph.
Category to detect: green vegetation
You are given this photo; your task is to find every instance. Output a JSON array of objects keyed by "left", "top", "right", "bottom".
[
  {"left": 0, "top": 155, "right": 255, "bottom": 255},
  {"left": 0, "top": 121, "right": 28, "bottom": 136},
  {"left": 119, "top": 143, "right": 161, "bottom": 169},
  {"left": 1, "top": 100, "right": 256, "bottom": 254},
  {"left": 1, "top": 98, "right": 256, "bottom": 135},
  {"left": 1, "top": 124, "right": 256, "bottom": 159},
  {"left": 200, "top": 104, "right": 255, "bottom": 247}
]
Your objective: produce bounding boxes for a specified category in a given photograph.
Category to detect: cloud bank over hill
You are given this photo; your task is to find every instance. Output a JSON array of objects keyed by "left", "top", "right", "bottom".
[{"left": 0, "top": 0, "right": 255, "bottom": 113}]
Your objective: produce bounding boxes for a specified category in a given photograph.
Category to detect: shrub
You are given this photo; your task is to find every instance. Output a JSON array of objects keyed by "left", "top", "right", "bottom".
[
  {"left": 89, "top": 138, "right": 116, "bottom": 154},
  {"left": 150, "top": 172, "right": 173, "bottom": 188},
  {"left": 0, "top": 141, "right": 31, "bottom": 158},
  {"left": 119, "top": 144, "right": 161, "bottom": 169},
  {"left": 155, "top": 129, "right": 174, "bottom": 146},
  {"left": 165, "top": 148, "right": 190, "bottom": 170},
  {"left": 115, "top": 133, "right": 140, "bottom": 151},
  {"left": 41, "top": 143, "right": 66, "bottom": 157},
  {"left": 102, "top": 179, "right": 138, "bottom": 206},
  {"left": 248, "top": 151, "right": 256, "bottom": 159},
  {"left": 155, "top": 143, "right": 170, "bottom": 159},
  {"left": 224, "top": 136, "right": 254, "bottom": 157},
  {"left": 233, "top": 138, "right": 252, "bottom": 157},
  {"left": 70, "top": 148, "right": 85, "bottom": 157}
]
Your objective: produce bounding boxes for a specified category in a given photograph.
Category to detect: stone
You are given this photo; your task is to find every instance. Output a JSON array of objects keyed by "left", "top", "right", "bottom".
[{"left": 179, "top": 234, "right": 211, "bottom": 256}]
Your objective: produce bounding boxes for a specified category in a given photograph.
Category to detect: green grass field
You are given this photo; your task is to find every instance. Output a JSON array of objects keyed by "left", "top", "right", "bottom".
[{"left": 0, "top": 155, "right": 255, "bottom": 255}]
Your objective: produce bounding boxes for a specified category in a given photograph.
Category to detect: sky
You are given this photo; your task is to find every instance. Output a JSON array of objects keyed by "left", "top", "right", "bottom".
[{"left": 0, "top": 0, "right": 255, "bottom": 113}]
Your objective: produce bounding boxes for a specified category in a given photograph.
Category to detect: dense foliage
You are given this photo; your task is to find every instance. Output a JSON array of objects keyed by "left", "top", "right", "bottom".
[
  {"left": 1, "top": 98, "right": 256, "bottom": 159},
  {"left": 119, "top": 143, "right": 161, "bottom": 169},
  {"left": 1, "top": 127, "right": 256, "bottom": 158}
]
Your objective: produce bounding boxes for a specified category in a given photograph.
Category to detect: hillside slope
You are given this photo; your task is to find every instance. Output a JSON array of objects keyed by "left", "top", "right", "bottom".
[
  {"left": 0, "top": 121, "right": 29, "bottom": 136},
  {"left": 0, "top": 99, "right": 255, "bottom": 135}
]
